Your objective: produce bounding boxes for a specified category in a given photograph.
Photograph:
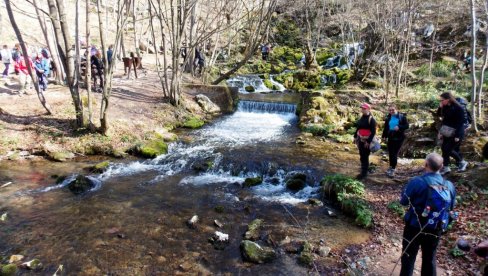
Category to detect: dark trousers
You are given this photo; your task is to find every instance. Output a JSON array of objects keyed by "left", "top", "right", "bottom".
[
  {"left": 358, "top": 140, "right": 370, "bottom": 175},
  {"left": 387, "top": 138, "right": 404, "bottom": 169},
  {"left": 441, "top": 137, "right": 462, "bottom": 166},
  {"left": 400, "top": 225, "right": 441, "bottom": 276},
  {"left": 2, "top": 63, "right": 9, "bottom": 77},
  {"left": 262, "top": 52, "right": 269, "bottom": 61},
  {"left": 37, "top": 72, "right": 48, "bottom": 91}
]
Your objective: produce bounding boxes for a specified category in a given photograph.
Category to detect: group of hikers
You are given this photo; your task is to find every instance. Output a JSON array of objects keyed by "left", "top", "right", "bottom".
[
  {"left": 0, "top": 43, "right": 52, "bottom": 94},
  {"left": 353, "top": 91, "right": 475, "bottom": 275}
]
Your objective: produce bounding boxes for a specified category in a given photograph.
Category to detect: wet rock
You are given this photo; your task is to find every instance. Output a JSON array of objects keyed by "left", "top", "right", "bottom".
[
  {"left": 319, "top": 246, "right": 331, "bottom": 257},
  {"left": 0, "top": 264, "right": 18, "bottom": 276},
  {"left": 0, "top": 213, "right": 7, "bottom": 222},
  {"left": 326, "top": 209, "right": 338, "bottom": 218},
  {"left": 8, "top": 255, "right": 24, "bottom": 263},
  {"left": 240, "top": 240, "right": 276, "bottom": 264},
  {"left": 21, "top": 259, "right": 42, "bottom": 270},
  {"left": 308, "top": 198, "right": 323, "bottom": 207},
  {"left": 67, "top": 175, "right": 96, "bottom": 195},
  {"left": 133, "top": 139, "right": 168, "bottom": 158},
  {"left": 214, "top": 205, "right": 225, "bottom": 213},
  {"left": 244, "top": 219, "right": 264, "bottom": 241},
  {"left": 214, "top": 219, "right": 223, "bottom": 228},
  {"left": 186, "top": 215, "right": 199, "bottom": 229},
  {"left": 298, "top": 241, "right": 314, "bottom": 267},
  {"left": 209, "top": 231, "right": 229, "bottom": 250},
  {"left": 196, "top": 94, "right": 221, "bottom": 114},
  {"left": 117, "top": 233, "right": 127, "bottom": 239},
  {"left": 285, "top": 173, "right": 307, "bottom": 191},
  {"left": 243, "top": 177, "right": 263, "bottom": 188},
  {"left": 244, "top": 85, "right": 255, "bottom": 92},
  {"left": 105, "top": 227, "right": 120, "bottom": 234},
  {"left": 91, "top": 161, "right": 110, "bottom": 173},
  {"left": 192, "top": 159, "right": 214, "bottom": 172},
  {"left": 48, "top": 151, "right": 75, "bottom": 162}
]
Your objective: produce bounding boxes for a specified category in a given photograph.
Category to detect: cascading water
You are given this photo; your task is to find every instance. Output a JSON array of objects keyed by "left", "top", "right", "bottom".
[
  {"left": 35, "top": 99, "right": 318, "bottom": 204},
  {"left": 226, "top": 75, "right": 271, "bottom": 93}
]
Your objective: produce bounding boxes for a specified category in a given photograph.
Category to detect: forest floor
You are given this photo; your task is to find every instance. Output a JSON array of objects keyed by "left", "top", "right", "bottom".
[{"left": 0, "top": 58, "right": 206, "bottom": 160}]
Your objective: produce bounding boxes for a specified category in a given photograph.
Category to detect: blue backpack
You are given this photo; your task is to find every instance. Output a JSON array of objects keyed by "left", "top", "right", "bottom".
[{"left": 421, "top": 177, "right": 453, "bottom": 232}]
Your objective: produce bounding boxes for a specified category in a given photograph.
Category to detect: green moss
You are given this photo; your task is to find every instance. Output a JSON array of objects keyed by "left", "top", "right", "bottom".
[
  {"left": 92, "top": 161, "right": 110, "bottom": 173},
  {"left": 387, "top": 201, "right": 405, "bottom": 217},
  {"left": 328, "top": 133, "right": 354, "bottom": 144},
  {"left": 245, "top": 219, "right": 264, "bottom": 240},
  {"left": 135, "top": 140, "right": 168, "bottom": 158},
  {"left": 244, "top": 85, "right": 255, "bottom": 93},
  {"left": 243, "top": 177, "right": 263, "bottom": 188},
  {"left": 301, "top": 124, "right": 335, "bottom": 136},
  {"left": 316, "top": 48, "right": 334, "bottom": 65},
  {"left": 183, "top": 117, "right": 205, "bottom": 129},
  {"left": 240, "top": 240, "right": 276, "bottom": 264},
  {"left": 363, "top": 79, "right": 382, "bottom": 88},
  {"left": 298, "top": 241, "right": 314, "bottom": 267},
  {"left": 272, "top": 18, "right": 303, "bottom": 48},
  {"left": 271, "top": 46, "right": 303, "bottom": 64},
  {"left": 1, "top": 264, "right": 17, "bottom": 276},
  {"left": 263, "top": 79, "right": 274, "bottom": 90}
]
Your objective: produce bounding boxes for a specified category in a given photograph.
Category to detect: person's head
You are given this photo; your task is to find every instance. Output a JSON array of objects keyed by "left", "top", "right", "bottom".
[
  {"left": 109, "top": 45, "right": 114, "bottom": 50},
  {"left": 360, "top": 103, "right": 371, "bottom": 115},
  {"left": 388, "top": 104, "right": 398, "bottom": 115},
  {"left": 3, "top": 45, "right": 7, "bottom": 49},
  {"left": 36, "top": 52, "right": 42, "bottom": 59},
  {"left": 440, "top": 91, "right": 460, "bottom": 107},
  {"left": 96, "top": 50, "right": 102, "bottom": 58},
  {"left": 424, "top": 153, "right": 443, "bottom": 173}
]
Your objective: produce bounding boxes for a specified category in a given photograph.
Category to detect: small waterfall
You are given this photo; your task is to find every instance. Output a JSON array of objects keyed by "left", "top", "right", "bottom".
[
  {"left": 238, "top": 100, "right": 296, "bottom": 114},
  {"left": 269, "top": 76, "right": 286, "bottom": 91},
  {"left": 226, "top": 75, "right": 271, "bottom": 93}
]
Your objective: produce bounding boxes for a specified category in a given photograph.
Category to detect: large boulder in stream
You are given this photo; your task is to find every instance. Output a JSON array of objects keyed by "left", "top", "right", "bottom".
[
  {"left": 133, "top": 139, "right": 168, "bottom": 158},
  {"left": 196, "top": 94, "right": 221, "bottom": 114},
  {"left": 240, "top": 240, "right": 276, "bottom": 264},
  {"left": 243, "top": 177, "right": 263, "bottom": 188},
  {"left": 286, "top": 173, "right": 307, "bottom": 191},
  {"left": 67, "top": 175, "right": 96, "bottom": 195},
  {"left": 0, "top": 264, "right": 18, "bottom": 276}
]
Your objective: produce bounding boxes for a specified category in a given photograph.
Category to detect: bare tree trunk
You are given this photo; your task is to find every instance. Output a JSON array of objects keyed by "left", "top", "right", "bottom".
[
  {"left": 470, "top": 0, "right": 479, "bottom": 132},
  {"left": 5, "top": 0, "right": 52, "bottom": 115},
  {"left": 54, "top": 0, "right": 84, "bottom": 127},
  {"left": 86, "top": 0, "right": 95, "bottom": 130},
  {"left": 479, "top": 0, "right": 488, "bottom": 123}
]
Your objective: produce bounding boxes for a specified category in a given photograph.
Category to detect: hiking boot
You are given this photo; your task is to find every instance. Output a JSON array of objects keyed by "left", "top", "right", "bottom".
[
  {"left": 457, "top": 160, "right": 468, "bottom": 172},
  {"left": 439, "top": 166, "right": 451, "bottom": 175},
  {"left": 386, "top": 168, "right": 395, "bottom": 177}
]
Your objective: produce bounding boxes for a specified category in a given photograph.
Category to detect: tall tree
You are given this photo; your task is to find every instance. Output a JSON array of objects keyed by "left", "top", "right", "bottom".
[
  {"left": 86, "top": 0, "right": 95, "bottom": 130},
  {"left": 470, "top": 0, "right": 479, "bottom": 132}
]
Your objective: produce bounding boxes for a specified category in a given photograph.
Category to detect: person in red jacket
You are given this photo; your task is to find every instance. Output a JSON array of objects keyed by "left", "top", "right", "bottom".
[{"left": 14, "top": 52, "right": 34, "bottom": 95}]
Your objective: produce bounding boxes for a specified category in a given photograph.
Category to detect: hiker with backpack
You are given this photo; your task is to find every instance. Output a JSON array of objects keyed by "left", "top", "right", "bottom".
[
  {"left": 399, "top": 152, "right": 456, "bottom": 276},
  {"left": 353, "top": 103, "right": 377, "bottom": 179},
  {"left": 437, "top": 92, "right": 468, "bottom": 174},
  {"left": 34, "top": 51, "right": 50, "bottom": 92},
  {"left": 382, "top": 104, "right": 409, "bottom": 177}
]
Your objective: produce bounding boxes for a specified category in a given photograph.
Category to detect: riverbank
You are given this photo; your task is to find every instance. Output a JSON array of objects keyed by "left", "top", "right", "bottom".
[{"left": 0, "top": 60, "right": 237, "bottom": 162}]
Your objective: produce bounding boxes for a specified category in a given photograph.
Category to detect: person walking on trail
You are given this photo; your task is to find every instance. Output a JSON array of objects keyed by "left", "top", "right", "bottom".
[
  {"left": 382, "top": 104, "right": 409, "bottom": 177},
  {"left": 399, "top": 153, "right": 456, "bottom": 276},
  {"left": 34, "top": 52, "right": 50, "bottom": 92},
  {"left": 194, "top": 47, "right": 205, "bottom": 75},
  {"left": 91, "top": 50, "right": 105, "bottom": 92},
  {"left": 14, "top": 52, "right": 33, "bottom": 95},
  {"left": 107, "top": 45, "right": 114, "bottom": 66},
  {"left": 1, "top": 45, "right": 12, "bottom": 78},
  {"left": 261, "top": 43, "right": 271, "bottom": 61},
  {"left": 437, "top": 92, "right": 468, "bottom": 175},
  {"left": 353, "top": 103, "right": 377, "bottom": 179}
]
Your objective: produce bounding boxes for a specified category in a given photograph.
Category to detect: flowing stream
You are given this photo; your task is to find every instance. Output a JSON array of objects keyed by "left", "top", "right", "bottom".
[{"left": 0, "top": 97, "right": 369, "bottom": 274}]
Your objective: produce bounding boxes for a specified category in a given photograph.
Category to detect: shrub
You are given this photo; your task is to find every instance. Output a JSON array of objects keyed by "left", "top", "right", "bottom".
[
  {"left": 415, "top": 61, "right": 455, "bottom": 78},
  {"left": 316, "top": 48, "right": 335, "bottom": 65},
  {"left": 387, "top": 201, "right": 405, "bottom": 217},
  {"left": 301, "top": 124, "right": 335, "bottom": 136},
  {"left": 321, "top": 174, "right": 365, "bottom": 198},
  {"left": 183, "top": 117, "right": 205, "bottom": 129},
  {"left": 271, "top": 46, "right": 303, "bottom": 64}
]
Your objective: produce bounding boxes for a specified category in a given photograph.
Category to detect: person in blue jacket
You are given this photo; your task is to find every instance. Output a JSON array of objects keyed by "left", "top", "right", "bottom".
[
  {"left": 382, "top": 104, "right": 409, "bottom": 177},
  {"left": 34, "top": 52, "right": 50, "bottom": 92},
  {"left": 399, "top": 153, "right": 456, "bottom": 276}
]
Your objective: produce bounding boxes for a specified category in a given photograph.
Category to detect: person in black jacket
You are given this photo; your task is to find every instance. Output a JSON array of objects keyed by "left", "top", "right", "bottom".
[
  {"left": 354, "top": 103, "right": 377, "bottom": 179},
  {"left": 438, "top": 92, "right": 468, "bottom": 174},
  {"left": 382, "top": 104, "right": 409, "bottom": 177}
]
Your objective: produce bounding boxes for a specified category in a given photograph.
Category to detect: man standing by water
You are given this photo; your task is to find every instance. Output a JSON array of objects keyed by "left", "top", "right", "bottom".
[{"left": 399, "top": 153, "right": 456, "bottom": 276}]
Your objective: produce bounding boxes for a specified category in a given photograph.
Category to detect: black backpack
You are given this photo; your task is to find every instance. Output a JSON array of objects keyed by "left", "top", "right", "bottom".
[{"left": 456, "top": 97, "right": 472, "bottom": 128}]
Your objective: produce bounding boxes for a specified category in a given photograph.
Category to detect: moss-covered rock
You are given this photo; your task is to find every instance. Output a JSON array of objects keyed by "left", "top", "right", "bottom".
[
  {"left": 263, "top": 79, "right": 275, "bottom": 90},
  {"left": 68, "top": 175, "right": 96, "bottom": 195},
  {"left": 21, "top": 259, "right": 43, "bottom": 270},
  {"left": 91, "top": 161, "right": 110, "bottom": 173},
  {"left": 183, "top": 117, "right": 205, "bottom": 129},
  {"left": 243, "top": 177, "right": 263, "bottom": 188},
  {"left": 363, "top": 79, "right": 382, "bottom": 88},
  {"left": 244, "top": 219, "right": 264, "bottom": 241},
  {"left": 0, "top": 264, "right": 18, "bottom": 276},
  {"left": 134, "top": 140, "right": 168, "bottom": 158},
  {"left": 48, "top": 151, "right": 75, "bottom": 162},
  {"left": 298, "top": 241, "right": 314, "bottom": 267},
  {"left": 285, "top": 173, "right": 307, "bottom": 191},
  {"left": 240, "top": 240, "right": 276, "bottom": 264},
  {"left": 244, "top": 85, "right": 255, "bottom": 93}
]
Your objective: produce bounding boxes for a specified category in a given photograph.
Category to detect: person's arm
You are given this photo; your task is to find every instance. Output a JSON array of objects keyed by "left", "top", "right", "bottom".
[
  {"left": 367, "top": 117, "right": 376, "bottom": 143},
  {"left": 399, "top": 114, "right": 409, "bottom": 131},
  {"left": 382, "top": 116, "right": 389, "bottom": 139},
  {"left": 400, "top": 178, "right": 420, "bottom": 206}
]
